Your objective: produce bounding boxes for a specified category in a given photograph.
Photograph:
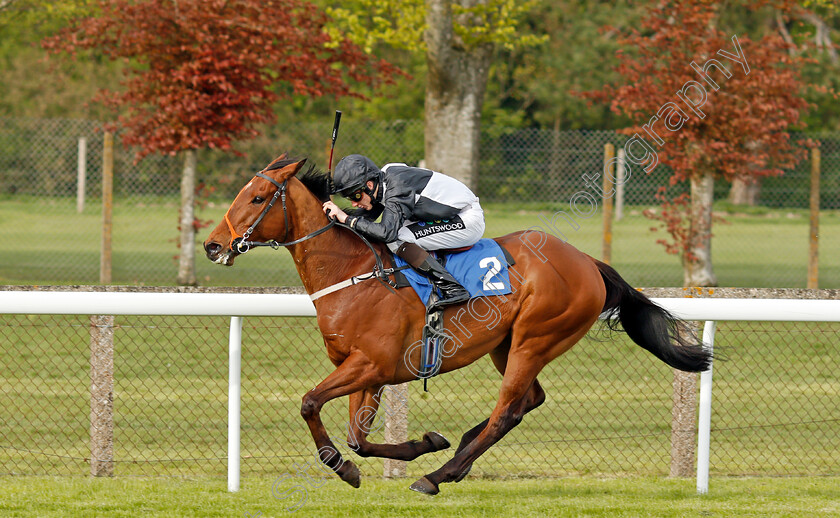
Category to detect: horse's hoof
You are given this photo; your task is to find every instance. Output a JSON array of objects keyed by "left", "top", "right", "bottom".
[
  {"left": 454, "top": 464, "right": 472, "bottom": 483},
  {"left": 409, "top": 476, "right": 439, "bottom": 495},
  {"left": 338, "top": 461, "right": 361, "bottom": 488},
  {"left": 423, "top": 432, "right": 451, "bottom": 452}
]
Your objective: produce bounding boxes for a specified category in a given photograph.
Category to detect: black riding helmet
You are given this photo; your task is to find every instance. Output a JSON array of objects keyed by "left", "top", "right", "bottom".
[{"left": 332, "top": 154, "right": 382, "bottom": 202}]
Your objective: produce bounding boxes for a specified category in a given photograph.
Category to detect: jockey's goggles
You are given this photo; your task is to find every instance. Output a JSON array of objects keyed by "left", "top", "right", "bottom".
[{"left": 340, "top": 185, "right": 368, "bottom": 201}]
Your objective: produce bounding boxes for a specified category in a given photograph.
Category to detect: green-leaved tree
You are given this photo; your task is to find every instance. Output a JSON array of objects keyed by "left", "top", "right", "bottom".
[{"left": 328, "top": 0, "right": 543, "bottom": 189}]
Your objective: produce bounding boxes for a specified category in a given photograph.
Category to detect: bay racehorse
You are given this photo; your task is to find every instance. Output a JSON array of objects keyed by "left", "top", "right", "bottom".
[{"left": 203, "top": 154, "right": 711, "bottom": 495}]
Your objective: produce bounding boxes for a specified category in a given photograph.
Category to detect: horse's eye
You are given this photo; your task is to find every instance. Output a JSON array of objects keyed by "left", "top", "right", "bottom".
[{"left": 251, "top": 196, "right": 265, "bottom": 204}]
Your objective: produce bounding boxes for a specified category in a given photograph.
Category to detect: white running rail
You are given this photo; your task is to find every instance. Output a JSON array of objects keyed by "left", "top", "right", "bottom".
[{"left": 1, "top": 291, "right": 839, "bottom": 493}]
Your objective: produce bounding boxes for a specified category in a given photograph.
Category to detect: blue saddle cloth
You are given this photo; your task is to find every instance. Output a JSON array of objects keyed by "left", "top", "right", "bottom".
[{"left": 393, "top": 238, "right": 513, "bottom": 306}]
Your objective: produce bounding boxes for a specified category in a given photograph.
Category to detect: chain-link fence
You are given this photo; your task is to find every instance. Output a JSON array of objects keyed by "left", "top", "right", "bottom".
[
  {"left": 2, "top": 292, "right": 838, "bottom": 479},
  {"left": 1, "top": 116, "right": 839, "bottom": 287}
]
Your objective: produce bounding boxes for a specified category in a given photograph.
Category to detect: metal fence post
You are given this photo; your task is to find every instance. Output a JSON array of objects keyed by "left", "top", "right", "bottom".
[
  {"left": 696, "top": 320, "right": 716, "bottom": 494},
  {"left": 229, "top": 316, "right": 242, "bottom": 492}
]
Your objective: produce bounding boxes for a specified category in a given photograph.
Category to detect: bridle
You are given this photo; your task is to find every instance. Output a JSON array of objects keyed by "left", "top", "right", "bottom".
[
  {"left": 222, "top": 169, "right": 401, "bottom": 295},
  {"left": 224, "top": 172, "right": 335, "bottom": 254}
]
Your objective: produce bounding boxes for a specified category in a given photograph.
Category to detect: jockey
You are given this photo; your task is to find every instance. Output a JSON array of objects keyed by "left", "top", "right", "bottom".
[{"left": 322, "top": 154, "right": 485, "bottom": 310}]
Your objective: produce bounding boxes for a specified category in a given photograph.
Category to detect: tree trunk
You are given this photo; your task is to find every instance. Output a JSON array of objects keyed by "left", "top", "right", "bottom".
[
  {"left": 683, "top": 170, "right": 717, "bottom": 287},
  {"left": 177, "top": 149, "right": 197, "bottom": 286},
  {"left": 728, "top": 175, "right": 760, "bottom": 205},
  {"left": 728, "top": 141, "right": 763, "bottom": 206},
  {"left": 424, "top": 0, "right": 493, "bottom": 190}
]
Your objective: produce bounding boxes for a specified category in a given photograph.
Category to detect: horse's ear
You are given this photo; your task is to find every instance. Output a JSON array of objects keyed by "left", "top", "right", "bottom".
[
  {"left": 275, "top": 158, "right": 307, "bottom": 181},
  {"left": 292, "top": 158, "right": 307, "bottom": 176},
  {"left": 265, "top": 153, "right": 289, "bottom": 170}
]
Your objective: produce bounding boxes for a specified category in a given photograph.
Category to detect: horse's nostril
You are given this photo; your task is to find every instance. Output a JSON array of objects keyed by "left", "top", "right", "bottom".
[{"left": 205, "top": 241, "right": 222, "bottom": 256}]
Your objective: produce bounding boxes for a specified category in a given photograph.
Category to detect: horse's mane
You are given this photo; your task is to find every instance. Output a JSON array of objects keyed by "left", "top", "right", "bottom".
[
  {"left": 265, "top": 154, "right": 392, "bottom": 258},
  {"left": 265, "top": 154, "right": 370, "bottom": 218},
  {"left": 264, "top": 155, "right": 332, "bottom": 203}
]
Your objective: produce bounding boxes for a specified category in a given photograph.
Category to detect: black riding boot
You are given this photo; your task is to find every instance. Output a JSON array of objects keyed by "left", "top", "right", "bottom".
[{"left": 396, "top": 242, "right": 470, "bottom": 309}]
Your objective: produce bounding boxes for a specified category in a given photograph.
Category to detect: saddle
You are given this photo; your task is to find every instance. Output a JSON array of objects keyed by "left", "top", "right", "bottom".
[
  {"left": 388, "top": 240, "right": 516, "bottom": 391},
  {"left": 389, "top": 240, "right": 516, "bottom": 300}
]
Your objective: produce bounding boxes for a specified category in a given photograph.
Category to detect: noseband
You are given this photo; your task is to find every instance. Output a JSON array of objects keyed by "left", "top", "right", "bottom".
[{"left": 224, "top": 172, "right": 335, "bottom": 254}]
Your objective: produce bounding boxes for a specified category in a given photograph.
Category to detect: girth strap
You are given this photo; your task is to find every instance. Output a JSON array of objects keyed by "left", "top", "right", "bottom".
[
  {"left": 309, "top": 272, "right": 377, "bottom": 301},
  {"left": 309, "top": 266, "right": 408, "bottom": 301}
]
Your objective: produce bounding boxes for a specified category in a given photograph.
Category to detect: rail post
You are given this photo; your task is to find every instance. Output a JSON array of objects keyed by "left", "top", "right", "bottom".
[
  {"left": 808, "top": 147, "right": 820, "bottom": 289},
  {"left": 228, "top": 316, "right": 242, "bottom": 492},
  {"left": 89, "top": 314, "right": 114, "bottom": 477},
  {"left": 100, "top": 132, "right": 114, "bottom": 284},
  {"left": 696, "top": 320, "right": 716, "bottom": 494},
  {"left": 602, "top": 143, "right": 615, "bottom": 264},
  {"left": 383, "top": 383, "right": 409, "bottom": 478},
  {"left": 615, "top": 149, "right": 626, "bottom": 221},
  {"left": 670, "top": 321, "right": 697, "bottom": 478},
  {"left": 77, "top": 137, "right": 87, "bottom": 214}
]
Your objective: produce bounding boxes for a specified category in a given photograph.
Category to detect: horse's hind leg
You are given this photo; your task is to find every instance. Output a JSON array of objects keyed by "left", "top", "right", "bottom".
[
  {"left": 454, "top": 342, "right": 545, "bottom": 482},
  {"left": 411, "top": 270, "right": 602, "bottom": 494},
  {"left": 451, "top": 339, "right": 513, "bottom": 455},
  {"left": 453, "top": 341, "right": 546, "bottom": 460},
  {"left": 409, "top": 351, "right": 547, "bottom": 495},
  {"left": 344, "top": 387, "right": 451, "bottom": 461},
  {"left": 452, "top": 379, "right": 545, "bottom": 481}
]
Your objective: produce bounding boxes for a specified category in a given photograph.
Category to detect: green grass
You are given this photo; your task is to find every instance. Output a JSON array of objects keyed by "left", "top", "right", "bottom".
[
  {"left": 1, "top": 476, "right": 838, "bottom": 517},
  {"left": 1, "top": 196, "right": 839, "bottom": 287}
]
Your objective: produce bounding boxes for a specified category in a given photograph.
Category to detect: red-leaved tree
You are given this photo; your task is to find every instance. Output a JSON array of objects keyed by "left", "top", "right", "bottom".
[
  {"left": 44, "top": 0, "right": 400, "bottom": 285},
  {"left": 585, "top": 1, "right": 811, "bottom": 287}
]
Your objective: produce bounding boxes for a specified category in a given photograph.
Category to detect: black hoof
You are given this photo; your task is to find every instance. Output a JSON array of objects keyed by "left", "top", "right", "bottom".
[
  {"left": 409, "top": 476, "right": 439, "bottom": 495},
  {"left": 454, "top": 464, "right": 472, "bottom": 483},
  {"left": 338, "top": 461, "right": 361, "bottom": 488},
  {"left": 423, "top": 432, "right": 451, "bottom": 452}
]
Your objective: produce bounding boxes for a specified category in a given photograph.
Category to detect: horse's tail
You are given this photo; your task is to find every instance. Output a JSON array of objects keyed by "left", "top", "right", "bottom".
[{"left": 594, "top": 259, "right": 712, "bottom": 372}]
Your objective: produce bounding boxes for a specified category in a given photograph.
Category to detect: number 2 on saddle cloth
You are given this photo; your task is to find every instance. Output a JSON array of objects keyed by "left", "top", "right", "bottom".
[{"left": 392, "top": 238, "right": 516, "bottom": 390}]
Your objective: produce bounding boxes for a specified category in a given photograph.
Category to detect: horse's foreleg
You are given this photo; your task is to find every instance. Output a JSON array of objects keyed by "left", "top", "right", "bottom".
[
  {"left": 299, "top": 351, "right": 386, "bottom": 489},
  {"left": 346, "top": 388, "right": 451, "bottom": 461}
]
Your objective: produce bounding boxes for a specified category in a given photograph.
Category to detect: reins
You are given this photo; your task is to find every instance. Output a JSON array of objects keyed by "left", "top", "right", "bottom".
[
  {"left": 330, "top": 219, "right": 404, "bottom": 298},
  {"left": 225, "top": 171, "right": 403, "bottom": 298}
]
